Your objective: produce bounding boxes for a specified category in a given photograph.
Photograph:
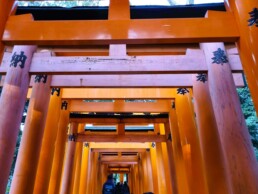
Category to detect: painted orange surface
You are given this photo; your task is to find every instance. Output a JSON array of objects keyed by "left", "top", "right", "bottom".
[
  {"left": 10, "top": 74, "right": 52, "bottom": 194},
  {"left": 201, "top": 42, "right": 258, "bottom": 194},
  {"left": 225, "top": 0, "right": 258, "bottom": 114},
  {"left": 3, "top": 12, "right": 239, "bottom": 45}
]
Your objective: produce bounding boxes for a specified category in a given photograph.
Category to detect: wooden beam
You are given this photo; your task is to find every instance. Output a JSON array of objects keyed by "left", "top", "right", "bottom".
[
  {"left": 43, "top": 74, "right": 200, "bottom": 88},
  {"left": 0, "top": 73, "right": 244, "bottom": 88},
  {"left": 76, "top": 134, "right": 167, "bottom": 142},
  {"left": 49, "top": 73, "right": 244, "bottom": 88},
  {"left": 101, "top": 156, "right": 138, "bottom": 164},
  {"left": 27, "top": 88, "right": 178, "bottom": 99},
  {"left": 70, "top": 117, "right": 168, "bottom": 124},
  {"left": 101, "top": 155, "right": 138, "bottom": 162},
  {"left": 69, "top": 100, "right": 170, "bottom": 113},
  {"left": 101, "top": 161, "right": 137, "bottom": 165},
  {"left": 91, "top": 148, "right": 147, "bottom": 152},
  {"left": 108, "top": 169, "right": 131, "bottom": 173},
  {"left": 3, "top": 11, "right": 239, "bottom": 45},
  {"left": 0, "top": 51, "right": 243, "bottom": 75},
  {"left": 90, "top": 142, "right": 150, "bottom": 149}
]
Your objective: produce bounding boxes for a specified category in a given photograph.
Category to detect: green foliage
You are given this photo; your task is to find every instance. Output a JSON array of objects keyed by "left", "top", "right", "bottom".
[{"left": 237, "top": 87, "right": 258, "bottom": 159}]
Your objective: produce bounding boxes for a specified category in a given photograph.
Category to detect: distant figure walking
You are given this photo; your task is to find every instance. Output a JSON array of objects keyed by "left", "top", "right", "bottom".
[
  {"left": 102, "top": 174, "right": 115, "bottom": 194},
  {"left": 122, "top": 182, "right": 130, "bottom": 194},
  {"left": 114, "top": 182, "right": 122, "bottom": 194}
]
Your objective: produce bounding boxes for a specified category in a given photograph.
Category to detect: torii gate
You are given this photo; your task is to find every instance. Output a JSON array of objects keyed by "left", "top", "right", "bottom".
[{"left": 0, "top": 0, "right": 257, "bottom": 194}]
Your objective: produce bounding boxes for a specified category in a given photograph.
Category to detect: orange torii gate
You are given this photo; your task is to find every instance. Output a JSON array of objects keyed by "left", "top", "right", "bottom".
[{"left": 0, "top": 0, "right": 257, "bottom": 194}]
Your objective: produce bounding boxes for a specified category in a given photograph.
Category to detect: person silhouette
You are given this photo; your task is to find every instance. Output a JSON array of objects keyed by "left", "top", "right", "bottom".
[
  {"left": 122, "top": 181, "right": 130, "bottom": 194},
  {"left": 102, "top": 174, "right": 115, "bottom": 194}
]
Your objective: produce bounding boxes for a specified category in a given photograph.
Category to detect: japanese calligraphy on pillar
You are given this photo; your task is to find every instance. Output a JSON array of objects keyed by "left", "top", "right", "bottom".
[
  {"left": 177, "top": 88, "right": 189, "bottom": 95},
  {"left": 10, "top": 51, "right": 27, "bottom": 69},
  {"left": 248, "top": 8, "right": 258, "bottom": 27},
  {"left": 61, "top": 101, "right": 68, "bottom": 110},
  {"left": 34, "top": 75, "right": 48, "bottom": 83},
  {"left": 211, "top": 48, "right": 228, "bottom": 65},
  {"left": 51, "top": 88, "right": 60, "bottom": 96},
  {"left": 196, "top": 73, "right": 207, "bottom": 83}
]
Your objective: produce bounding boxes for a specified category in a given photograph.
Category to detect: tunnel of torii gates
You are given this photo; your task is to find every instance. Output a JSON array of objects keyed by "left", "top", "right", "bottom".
[{"left": 0, "top": 0, "right": 258, "bottom": 194}]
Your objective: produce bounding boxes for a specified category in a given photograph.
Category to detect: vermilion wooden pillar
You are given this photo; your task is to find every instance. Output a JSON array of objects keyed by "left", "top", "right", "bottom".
[
  {"left": 155, "top": 142, "right": 168, "bottom": 194},
  {"left": 33, "top": 88, "right": 62, "bottom": 194},
  {"left": 159, "top": 124, "right": 173, "bottom": 194},
  {"left": 96, "top": 155, "right": 102, "bottom": 194},
  {"left": 168, "top": 106, "right": 189, "bottom": 194},
  {"left": 60, "top": 122, "right": 78, "bottom": 194},
  {"left": 153, "top": 124, "right": 168, "bottom": 194},
  {"left": 85, "top": 149, "right": 93, "bottom": 194},
  {"left": 192, "top": 72, "right": 232, "bottom": 194},
  {"left": 138, "top": 160, "right": 144, "bottom": 194},
  {"left": 132, "top": 164, "right": 140, "bottom": 194},
  {"left": 150, "top": 142, "right": 159, "bottom": 194},
  {"left": 145, "top": 150, "right": 154, "bottom": 193},
  {"left": 90, "top": 152, "right": 99, "bottom": 194},
  {"left": 10, "top": 72, "right": 52, "bottom": 194},
  {"left": 0, "top": 45, "right": 36, "bottom": 194},
  {"left": 175, "top": 93, "right": 208, "bottom": 194},
  {"left": 131, "top": 165, "right": 135, "bottom": 194},
  {"left": 224, "top": 0, "right": 258, "bottom": 113},
  {"left": 48, "top": 100, "right": 70, "bottom": 194},
  {"left": 78, "top": 143, "right": 90, "bottom": 194},
  {"left": 72, "top": 124, "right": 85, "bottom": 194},
  {"left": 201, "top": 42, "right": 258, "bottom": 193},
  {"left": 164, "top": 122, "right": 178, "bottom": 194},
  {"left": 140, "top": 152, "right": 148, "bottom": 192}
]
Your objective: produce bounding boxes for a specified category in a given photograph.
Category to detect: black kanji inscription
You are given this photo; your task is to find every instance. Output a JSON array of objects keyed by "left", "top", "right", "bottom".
[
  {"left": 196, "top": 73, "right": 207, "bottom": 83},
  {"left": 51, "top": 88, "right": 60, "bottom": 96},
  {"left": 10, "top": 51, "right": 27, "bottom": 69},
  {"left": 248, "top": 8, "right": 258, "bottom": 27},
  {"left": 61, "top": 101, "right": 68, "bottom": 110},
  {"left": 211, "top": 48, "right": 228, "bottom": 65},
  {"left": 34, "top": 75, "right": 48, "bottom": 83},
  {"left": 68, "top": 134, "right": 77, "bottom": 141},
  {"left": 177, "top": 88, "right": 189, "bottom": 95}
]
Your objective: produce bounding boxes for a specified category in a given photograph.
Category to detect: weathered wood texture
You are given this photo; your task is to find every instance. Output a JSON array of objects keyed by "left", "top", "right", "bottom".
[
  {"left": 192, "top": 73, "right": 232, "bottom": 194},
  {"left": 0, "top": 51, "right": 243, "bottom": 75},
  {"left": 201, "top": 42, "right": 258, "bottom": 194},
  {"left": 47, "top": 73, "right": 244, "bottom": 88},
  {"left": 0, "top": 45, "right": 36, "bottom": 194},
  {"left": 3, "top": 11, "right": 239, "bottom": 45}
]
